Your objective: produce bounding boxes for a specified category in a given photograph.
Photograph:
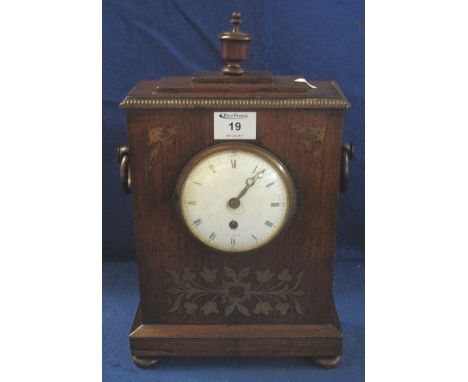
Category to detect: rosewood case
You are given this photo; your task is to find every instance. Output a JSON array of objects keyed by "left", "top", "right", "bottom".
[
  {"left": 120, "top": 73, "right": 349, "bottom": 360},
  {"left": 119, "top": 12, "right": 350, "bottom": 366}
]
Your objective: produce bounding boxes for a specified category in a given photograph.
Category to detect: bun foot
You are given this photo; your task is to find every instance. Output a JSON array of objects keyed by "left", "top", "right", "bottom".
[
  {"left": 312, "top": 355, "right": 342, "bottom": 368},
  {"left": 131, "top": 355, "right": 160, "bottom": 368}
]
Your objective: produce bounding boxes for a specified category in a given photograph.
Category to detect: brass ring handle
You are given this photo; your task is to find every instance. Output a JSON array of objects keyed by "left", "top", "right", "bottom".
[
  {"left": 340, "top": 143, "right": 354, "bottom": 193},
  {"left": 118, "top": 145, "right": 131, "bottom": 194}
]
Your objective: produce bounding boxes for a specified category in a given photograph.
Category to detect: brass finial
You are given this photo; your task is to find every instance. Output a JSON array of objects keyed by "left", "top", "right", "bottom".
[{"left": 231, "top": 12, "right": 241, "bottom": 33}]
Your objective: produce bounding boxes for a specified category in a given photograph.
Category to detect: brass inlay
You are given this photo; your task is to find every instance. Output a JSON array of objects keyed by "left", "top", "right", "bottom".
[
  {"left": 120, "top": 97, "right": 350, "bottom": 110},
  {"left": 291, "top": 125, "right": 327, "bottom": 160},
  {"left": 147, "top": 126, "right": 184, "bottom": 172},
  {"left": 167, "top": 266, "right": 306, "bottom": 317}
]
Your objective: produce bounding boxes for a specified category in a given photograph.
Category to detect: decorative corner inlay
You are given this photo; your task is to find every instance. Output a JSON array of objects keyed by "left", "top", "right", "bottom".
[
  {"left": 147, "top": 126, "right": 184, "bottom": 172},
  {"left": 291, "top": 125, "right": 327, "bottom": 160},
  {"left": 166, "top": 267, "right": 306, "bottom": 317}
]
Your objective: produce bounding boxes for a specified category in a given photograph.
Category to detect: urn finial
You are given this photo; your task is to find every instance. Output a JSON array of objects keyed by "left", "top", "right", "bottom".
[{"left": 218, "top": 12, "right": 252, "bottom": 75}]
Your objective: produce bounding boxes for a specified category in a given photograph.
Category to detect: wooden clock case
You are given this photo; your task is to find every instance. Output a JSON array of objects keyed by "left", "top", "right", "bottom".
[{"left": 118, "top": 13, "right": 351, "bottom": 369}]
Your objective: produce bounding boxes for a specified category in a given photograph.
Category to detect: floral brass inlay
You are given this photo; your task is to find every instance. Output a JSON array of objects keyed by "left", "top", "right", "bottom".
[
  {"left": 147, "top": 126, "right": 184, "bottom": 171},
  {"left": 291, "top": 125, "right": 327, "bottom": 160},
  {"left": 167, "top": 267, "right": 306, "bottom": 317}
]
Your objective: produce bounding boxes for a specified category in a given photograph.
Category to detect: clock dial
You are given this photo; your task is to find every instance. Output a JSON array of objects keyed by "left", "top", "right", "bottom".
[{"left": 176, "top": 143, "right": 296, "bottom": 253}]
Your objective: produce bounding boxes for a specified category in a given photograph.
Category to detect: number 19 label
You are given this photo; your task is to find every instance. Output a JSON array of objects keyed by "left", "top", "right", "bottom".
[{"left": 214, "top": 112, "right": 256, "bottom": 140}]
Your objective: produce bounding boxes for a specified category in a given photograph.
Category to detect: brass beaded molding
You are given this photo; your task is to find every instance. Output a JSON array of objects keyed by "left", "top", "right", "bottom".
[{"left": 119, "top": 97, "right": 350, "bottom": 110}]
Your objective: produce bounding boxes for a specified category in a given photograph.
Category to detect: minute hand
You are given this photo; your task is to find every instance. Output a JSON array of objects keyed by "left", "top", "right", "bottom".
[{"left": 237, "top": 169, "right": 266, "bottom": 199}]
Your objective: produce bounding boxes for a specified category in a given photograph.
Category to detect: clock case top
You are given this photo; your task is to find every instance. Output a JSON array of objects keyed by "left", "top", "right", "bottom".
[{"left": 120, "top": 72, "right": 350, "bottom": 110}]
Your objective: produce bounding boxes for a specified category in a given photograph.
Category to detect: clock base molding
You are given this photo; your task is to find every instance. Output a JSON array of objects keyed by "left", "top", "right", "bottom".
[{"left": 129, "top": 305, "right": 343, "bottom": 360}]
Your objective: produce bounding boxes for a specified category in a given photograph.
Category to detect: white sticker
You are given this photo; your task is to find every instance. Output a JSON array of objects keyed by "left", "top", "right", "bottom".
[{"left": 214, "top": 111, "right": 256, "bottom": 140}]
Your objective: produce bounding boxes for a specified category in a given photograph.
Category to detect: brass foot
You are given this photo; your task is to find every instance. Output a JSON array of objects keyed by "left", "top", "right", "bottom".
[
  {"left": 131, "top": 355, "right": 160, "bottom": 368},
  {"left": 312, "top": 355, "right": 342, "bottom": 368}
]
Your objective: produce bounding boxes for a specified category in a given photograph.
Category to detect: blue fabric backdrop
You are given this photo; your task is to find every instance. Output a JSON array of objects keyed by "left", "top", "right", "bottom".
[{"left": 103, "top": 0, "right": 364, "bottom": 260}]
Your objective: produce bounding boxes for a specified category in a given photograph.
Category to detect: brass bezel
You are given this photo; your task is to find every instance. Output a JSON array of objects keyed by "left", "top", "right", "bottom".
[{"left": 174, "top": 142, "right": 297, "bottom": 254}]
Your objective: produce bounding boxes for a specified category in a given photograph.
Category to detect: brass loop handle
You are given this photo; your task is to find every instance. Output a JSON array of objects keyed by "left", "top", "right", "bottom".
[
  {"left": 118, "top": 145, "right": 131, "bottom": 194},
  {"left": 340, "top": 143, "right": 354, "bottom": 193}
]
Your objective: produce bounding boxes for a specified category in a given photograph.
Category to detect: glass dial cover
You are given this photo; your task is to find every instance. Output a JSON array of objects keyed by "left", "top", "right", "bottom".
[{"left": 176, "top": 143, "right": 296, "bottom": 253}]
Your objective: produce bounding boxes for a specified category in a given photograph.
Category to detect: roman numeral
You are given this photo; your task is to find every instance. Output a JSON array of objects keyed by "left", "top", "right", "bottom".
[
  {"left": 271, "top": 202, "right": 280, "bottom": 207},
  {"left": 231, "top": 159, "right": 236, "bottom": 169},
  {"left": 231, "top": 237, "right": 236, "bottom": 246},
  {"left": 209, "top": 232, "right": 216, "bottom": 241},
  {"left": 264, "top": 220, "right": 274, "bottom": 227},
  {"left": 208, "top": 163, "right": 216, "bottom": 173},
  {"left": 193, "top": 181, "right": 202, "bottom": 186},
  {"left": 251, "top": 234, "right": 258, "bottom": 242},
  {"left": 193, "top": 218, "right": 202, "bottom": 226},
  {"left": 187, "top": 201, "right": 196, "bottom": 205},
  {"left": 266, "top": 182, "right": 275, "bottom": 188}
]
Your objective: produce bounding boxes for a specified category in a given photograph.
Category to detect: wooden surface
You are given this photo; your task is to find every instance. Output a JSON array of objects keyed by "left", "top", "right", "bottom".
[
  {"left": 130, "top": 304, "right": 342, "bottom": 357},
  {"left": 127, "top": 109, "right": 344, "bottom": 324},
  {"left": 156, "top": 76, "right": 308, "bottom": 94},
  {"left": 123, "top": 76, "right": 346, "bottom": 358},
  {"left": 122, "top": 78, "right": 348, "bottom": 99},
  {"left": 192, "top": 71, "right": 273, "bottom": 84}
]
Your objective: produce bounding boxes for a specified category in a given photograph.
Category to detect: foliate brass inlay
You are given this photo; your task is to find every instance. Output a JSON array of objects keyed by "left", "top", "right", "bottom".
[
  {"left": 167, "top": 267, "right": 306, "bottom": 317},
  {"left": 147, "top": 126, "right": 184, "bottom": 172},
  {"left": 120, "top": 97, "right": 350, "bottom": 110},
  {"left": 291, "top": 125, "right": 327, "bottom": 160}
]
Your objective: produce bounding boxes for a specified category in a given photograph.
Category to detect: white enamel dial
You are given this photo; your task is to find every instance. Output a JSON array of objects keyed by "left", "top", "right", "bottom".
[{"left": 176, "top": 143, "right": 296, "bottom": 253}]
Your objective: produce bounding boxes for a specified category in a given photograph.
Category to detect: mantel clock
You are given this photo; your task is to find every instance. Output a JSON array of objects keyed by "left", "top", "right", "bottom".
[{"left": 118, "top": 12, "right": 354, "bottom": 369}]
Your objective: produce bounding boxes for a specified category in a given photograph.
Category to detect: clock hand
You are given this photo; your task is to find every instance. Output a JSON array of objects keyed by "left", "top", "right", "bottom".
[
  {"left": 237, "top": 169, "right": 265, "bottom": 199},
  {"left": 228, "top": 169, "right": 265, "bottom": 209}
]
